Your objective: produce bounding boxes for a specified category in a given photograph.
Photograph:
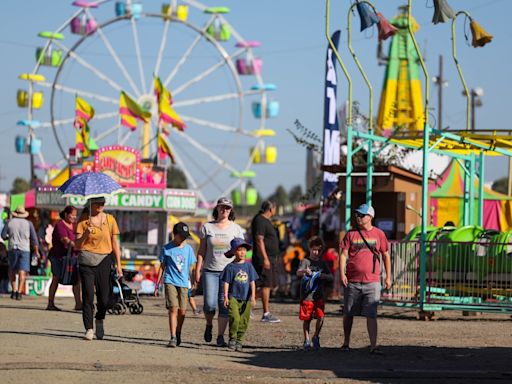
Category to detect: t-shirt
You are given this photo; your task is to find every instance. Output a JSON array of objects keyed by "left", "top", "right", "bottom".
[
  {"left": 49, "top": 220, "right": 76, "bottom": 259},
  {"left": 76, "top": 213, "right": 120, "bottom": 255},
  {"left": 298, "top": 258, "right": 332, "bottom": 301},
  {"left": 200, "top": 221, "right": 245, "bottom": 272},
  {"left": 221, "top": 262, "right": 258, "bottom": 301},
  {"left": 340, "top": 227, "right": 389, "bottom": 283},
  {"left": 1, "top": 218, "right": 39, "bottom": 252},
  {"left": 251, "top": 213, "right": 279, "bottom": 266},
  {"left": 159, "top": 242, "right": 196, "bottom": 288}
]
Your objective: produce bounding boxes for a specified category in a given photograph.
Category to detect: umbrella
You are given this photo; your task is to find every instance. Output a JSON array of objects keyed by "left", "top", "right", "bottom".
[{"left": 58, "top": 171, "right": 124, "bottom": 199}]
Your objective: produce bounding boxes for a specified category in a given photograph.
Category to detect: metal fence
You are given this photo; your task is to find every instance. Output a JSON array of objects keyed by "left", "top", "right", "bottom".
[{"left": 382, "top": 240, "right": 512, "bottom": 313}]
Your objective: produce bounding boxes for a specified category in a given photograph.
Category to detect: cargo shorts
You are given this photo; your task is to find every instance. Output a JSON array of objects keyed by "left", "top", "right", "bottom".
[{"left": 343, "top": 282, "right": 381, "bottom": 318}]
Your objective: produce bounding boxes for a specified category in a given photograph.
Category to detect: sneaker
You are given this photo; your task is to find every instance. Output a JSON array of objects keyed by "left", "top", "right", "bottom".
[
  {"left": 261, "top": 313, "right": 281, "bottom": 323},
  {"left": 235, "top": 342, "right": 243, "bottom": 352},
  {"left": 312, "top": 335, "right": 320, "bottom": 349},
  {"left": 303, "top": 339, "right": 311, "bottom": 350},
  {"left": 216, "top": 335, "right": 227, "bottom": 347},
  {"left": 167, "top": 337, "right": 177, "bottom": 348},
  {"left": 228, "top": 339, "right": 237, "bottom": 350},
  {"left": 10, "top": 291, "right": 16, "bottom": 300},
  {"left": 95, "top": 319, "right": 104, "bottom": 340},
  {"left": 193, "top": 308, "right": 203, "bottom": 315},
  {"left": 84, "top": 329, "right": 94, "bottom": 341},
  {"left": 249, "top": 310, "right": 255, "bottom": 319},
  {"left": 204, "top": 325, "right": 213, "bottom": 342},
  {"left": 176, "top": 332, "right": 181, "bottom": 346}
]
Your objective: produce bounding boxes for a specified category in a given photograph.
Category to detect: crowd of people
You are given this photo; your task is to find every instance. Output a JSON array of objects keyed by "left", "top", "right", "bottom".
[{"left": 1, "top": 196, "right": 391, "bottom": 353}]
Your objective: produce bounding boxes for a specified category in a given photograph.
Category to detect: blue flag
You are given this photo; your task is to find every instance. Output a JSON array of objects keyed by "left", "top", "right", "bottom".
[{"left": 322, "top": 31, "right": 341, "bottom": 198}]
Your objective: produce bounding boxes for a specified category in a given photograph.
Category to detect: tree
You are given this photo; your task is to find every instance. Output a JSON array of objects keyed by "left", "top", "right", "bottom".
[
  {"left": 11, "top": 177, "right": 30, "bottom": 194},
  {"left": 491, "top": 177, "right": 509, "bottom": 195},
  {"left": 166, "top": 166, "right": 188, "bottom": 189},
  {"left": 289, "top": 184, "right": 303, "bottom": 204}
]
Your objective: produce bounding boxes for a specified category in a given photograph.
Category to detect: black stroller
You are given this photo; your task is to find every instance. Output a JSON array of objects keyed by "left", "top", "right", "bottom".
[{"left": 108, "top": 269, "right": 144, "bottom": 315}]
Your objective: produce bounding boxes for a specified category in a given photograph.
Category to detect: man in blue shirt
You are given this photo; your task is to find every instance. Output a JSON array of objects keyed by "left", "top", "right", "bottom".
[{"left": 156, "top": 222, "right": 196, "bottom": 348}]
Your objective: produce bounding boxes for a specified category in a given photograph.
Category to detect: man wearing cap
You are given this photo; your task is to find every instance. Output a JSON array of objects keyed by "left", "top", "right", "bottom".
[
  {"left": 339, "top": 204, "right": 391, "bottom": 354},
  {"left": 251, "top": 200, "right": 281, "bottom": 323},
  {"left": 1, "top": 206, "right": 40, "bottom": 300}
]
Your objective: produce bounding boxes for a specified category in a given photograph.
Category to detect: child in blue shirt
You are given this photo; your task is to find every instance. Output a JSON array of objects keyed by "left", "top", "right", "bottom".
[
  {"left": 221, "top": 238, "right": 258, "bottom": 352},
  {"left": 156, "top": 222, "right": 196, "bottom": 348}
]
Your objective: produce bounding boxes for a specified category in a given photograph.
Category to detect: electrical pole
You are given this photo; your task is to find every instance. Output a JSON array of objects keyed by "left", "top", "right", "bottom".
[{"left": 437, "top": 55, "right": 443, "bottom": 130}]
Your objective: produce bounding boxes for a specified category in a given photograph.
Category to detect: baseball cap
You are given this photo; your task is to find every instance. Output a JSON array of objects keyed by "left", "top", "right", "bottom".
[
  {"left": 216, "top": 197, "right": 233, "bottom": 208},
  {"left": 355, "top": 203, "right": 375, "bottom": 218},
  {"left": 224, "top": 238, "right": 252, "bottom": 257},
  {"left": 173, "top": 222, "right": 191, "bottom": 238}
]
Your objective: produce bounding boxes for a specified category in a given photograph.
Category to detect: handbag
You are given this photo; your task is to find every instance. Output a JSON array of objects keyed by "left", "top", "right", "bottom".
[{"left": 59, "top": 246, "right": 79, "bottom": 285}]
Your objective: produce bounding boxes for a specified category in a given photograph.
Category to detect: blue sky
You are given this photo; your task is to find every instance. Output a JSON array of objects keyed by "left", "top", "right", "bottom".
[{"left": 1, "top": 0, "right": 511, "bottom": 200}]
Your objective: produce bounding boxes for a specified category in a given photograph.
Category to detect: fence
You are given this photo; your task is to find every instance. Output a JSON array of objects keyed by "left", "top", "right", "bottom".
[{"left": 382, "top": 240, "right": 512, "bottom": 314}]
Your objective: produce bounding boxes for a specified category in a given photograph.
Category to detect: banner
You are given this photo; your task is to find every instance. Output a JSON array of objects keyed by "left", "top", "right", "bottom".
[{"left": 322, "top": 31, "right": 341, "bottom": 198}]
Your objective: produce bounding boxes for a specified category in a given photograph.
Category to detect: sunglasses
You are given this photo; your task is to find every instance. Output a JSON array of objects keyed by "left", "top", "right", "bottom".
[
  {"left": 355, "top": 212, "right": 367, "bottom": 218},
  {"left": 218, "top": 205, "right": 232, "bottom": 211}
]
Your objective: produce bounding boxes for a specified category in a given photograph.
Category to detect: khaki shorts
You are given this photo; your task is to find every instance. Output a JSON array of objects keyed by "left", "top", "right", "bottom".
[{"left": 164, "top": 284, "right": 189, "bottom": 310}]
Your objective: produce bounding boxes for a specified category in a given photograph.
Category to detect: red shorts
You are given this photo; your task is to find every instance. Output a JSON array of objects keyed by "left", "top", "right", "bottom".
[{"left": 299, "top": 299, "right": 325, "bottom": 320}]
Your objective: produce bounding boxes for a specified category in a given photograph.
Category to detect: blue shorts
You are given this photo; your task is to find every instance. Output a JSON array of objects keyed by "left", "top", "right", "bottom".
[
  {"left": 49, "top": 257, "right": 63, "bottom": 279},
  {"left": 8, "top": 249, "right": 30, "bottom": 273},
  {"left": 202, "top": 270, "right": 228, "bottom": 317}
]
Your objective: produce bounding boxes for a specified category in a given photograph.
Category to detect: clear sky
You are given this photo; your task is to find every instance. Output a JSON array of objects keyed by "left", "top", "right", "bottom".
[{"left": 1, "top": 0, "right": 511, "bottom": 200}]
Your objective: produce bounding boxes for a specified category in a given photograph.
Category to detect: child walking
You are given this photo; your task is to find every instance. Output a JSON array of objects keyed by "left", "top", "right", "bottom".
[
  {"left": 297, "top": 236, "right": 333, "bottom": 350},
  {"left": 221, "top": 238, "right": 258, "bottom": 352},
  {"left": 156, "top": 222, "right": 196, "bottom": 348}
]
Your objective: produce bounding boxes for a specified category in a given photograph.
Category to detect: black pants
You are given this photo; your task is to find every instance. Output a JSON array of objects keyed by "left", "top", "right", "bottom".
[{"left": 79, "top": 255, "right": 112, "bottom": 330}]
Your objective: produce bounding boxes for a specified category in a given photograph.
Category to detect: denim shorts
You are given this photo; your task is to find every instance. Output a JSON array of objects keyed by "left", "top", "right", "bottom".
[
  {"left": 202, "top": 270, "right": 228, "bottom": 317},
  {"left": 343, "top": 282, "right": 381, "bottom": 318},
  {"left": 49, "top": 257, "right": 63, "bottom": 278},
  {"left": 8, "top": 249, "right": 30, "bottom": 273}
]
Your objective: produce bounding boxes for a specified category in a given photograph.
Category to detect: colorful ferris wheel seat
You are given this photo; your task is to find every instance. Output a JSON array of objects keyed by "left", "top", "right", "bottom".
[
  {"left": 15, "top": 136, "right": 27, "bottom": 154},
  {"left": 251, "top": 83, "right": 277, "bottom": 91},
  {"left": 235, "top": 41, "right": 261, "bottom": 48},
  {"left": 115, "top": 1, "right": 142, "bottom": 19},
  {"left": 17, "top": 90, "right": 44, "bottom": 109},
  {"left": 162, "top": 4, "right": 189, "bottom": 21},
  {"left": 70, "top": 14, "right": 98, "bottom": 35},
  {"left": 18, "top": 73, "right": 46, "bottom": 82},
  {"left": 206, "top": 18, "right": 231, "bottom": 42},
  {"left": 17, "top": 120, "right": 41, "bottom": 128},
  {"left": 30, "top": 138, "right": 42, "bottom": 155},
  {"left": 231, "top": 187, "right": 258, "bottom": 206},
  {"left": 250, "top": 145, "right": 277, "bottom": 164},
  {"left": 72, "top": 1, "right": 98, "bottom": 8},
  {"left": 236, "top": 58, "right": 262, "bottom": 75},
  {"left": 36, "top": 47, "right": 63, "bottom": 67},
  {"left": 204, "top": 7, "right": 230, "bottom": 14},
  {"left": 252, "top": 101, "right": 279, "bottom": 118}
]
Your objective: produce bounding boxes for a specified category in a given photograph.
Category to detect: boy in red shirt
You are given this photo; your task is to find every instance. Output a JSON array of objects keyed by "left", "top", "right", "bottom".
[{"left": 339, "top": 204, "right": 391, "bottom": 354}]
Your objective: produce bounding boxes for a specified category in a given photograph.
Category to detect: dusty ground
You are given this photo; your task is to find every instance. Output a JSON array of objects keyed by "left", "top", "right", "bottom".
[{"left": 0, "top": 295, "right": 511, "bottom": 384}]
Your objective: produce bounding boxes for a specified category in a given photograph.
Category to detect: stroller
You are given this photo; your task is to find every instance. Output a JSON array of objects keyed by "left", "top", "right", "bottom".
[{"left": 108, "top": 269, "right": 144, "bottom": 315}]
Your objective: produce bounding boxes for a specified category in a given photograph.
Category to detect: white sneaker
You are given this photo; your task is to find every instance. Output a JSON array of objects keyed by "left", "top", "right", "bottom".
[
  {"left": 95, "top": 319, "right": 104, "bottom": 340},
  {"left": 84, "top": 329, "right": 94, "bottom": 341}
]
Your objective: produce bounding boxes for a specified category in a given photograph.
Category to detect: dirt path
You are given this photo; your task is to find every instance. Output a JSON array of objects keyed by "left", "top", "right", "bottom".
[{"left": 1, "top": 295, "right": 511, "bottom": 383}]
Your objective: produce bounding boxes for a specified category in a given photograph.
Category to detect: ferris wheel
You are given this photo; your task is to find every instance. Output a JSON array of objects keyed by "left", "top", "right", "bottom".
[{"left": 16, "top": 0, "right": 278, "bottom": 204}]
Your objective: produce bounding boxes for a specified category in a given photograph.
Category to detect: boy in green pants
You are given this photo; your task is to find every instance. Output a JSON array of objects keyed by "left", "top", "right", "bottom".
[{"left": 221, "top": 238, "right": 258, "bottom": 352}]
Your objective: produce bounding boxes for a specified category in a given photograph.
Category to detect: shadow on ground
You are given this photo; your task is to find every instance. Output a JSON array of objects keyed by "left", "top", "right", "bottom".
[{"left": 236, "top": 345, "right": 512, "bottom": 383}]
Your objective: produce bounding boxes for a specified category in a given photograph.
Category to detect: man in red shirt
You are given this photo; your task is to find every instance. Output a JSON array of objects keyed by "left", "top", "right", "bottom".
[{"left": 339, "top": 204, "right": 391, "bottom": 354}]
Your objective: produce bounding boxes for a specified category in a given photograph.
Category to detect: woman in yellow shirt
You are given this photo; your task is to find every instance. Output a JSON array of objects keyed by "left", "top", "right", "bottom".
[{"left": 75, "top": 197, "right": 122, "bottom": 341}]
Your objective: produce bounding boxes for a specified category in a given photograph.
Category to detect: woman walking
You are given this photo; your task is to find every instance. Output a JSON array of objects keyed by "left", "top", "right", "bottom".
[
  {"left": 75, "top": 197, "right": 122, "bottom": 341},
  {"left": 46, "top": 206, "right": 82, "bottom": 311},
  {"left": 195, "top": 197, "right": 245, "bottom": 347}
]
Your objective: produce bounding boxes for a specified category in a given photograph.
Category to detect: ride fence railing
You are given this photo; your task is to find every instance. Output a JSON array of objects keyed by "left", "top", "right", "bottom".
[{"left": 381, "top": 240, "right": 512, "bottom": 312}]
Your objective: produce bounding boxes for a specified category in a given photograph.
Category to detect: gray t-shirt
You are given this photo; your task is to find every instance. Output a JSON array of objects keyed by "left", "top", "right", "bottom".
[{"left": 200, "top": 221, "right": 245, "bottom": 272}]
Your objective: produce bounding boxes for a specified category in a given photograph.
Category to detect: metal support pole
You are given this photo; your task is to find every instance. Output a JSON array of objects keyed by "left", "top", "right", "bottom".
[
  {"left": 452, "top": 11, "right": 472, "bottom": 131},
  {"left": 345, "top": 126, "right": 353, "bottom": 231},
  {"left": 469, "top": 153, "right": 476, "bottom": 225},
  {"left": 478, "top": 152, "right": 484, "bottom": 227}
]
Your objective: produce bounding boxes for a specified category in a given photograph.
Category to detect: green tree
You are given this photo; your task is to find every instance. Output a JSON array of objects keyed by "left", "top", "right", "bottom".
[
  {"left": 11, "top": 177, "right": 30, "bottom": 194},
  {"left": 491, "top": 177, "right": 509, "bottom": 195},
  {"left": 166, "top": 166, "right": 188, "bottom": 189},
  {"left": 289, "top": 184, "right": 303, "bottom": 204}
]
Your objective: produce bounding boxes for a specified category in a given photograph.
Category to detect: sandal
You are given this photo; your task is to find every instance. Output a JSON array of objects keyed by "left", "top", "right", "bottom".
[
  {"left": 369, "top": 347, "right": 383, "bottom": 355},
  {"left": 46, "top": 304, "right": 62, "bottom": 311},
  {"left": 341, "top": 345, "right": 350, "bottom": 352}
]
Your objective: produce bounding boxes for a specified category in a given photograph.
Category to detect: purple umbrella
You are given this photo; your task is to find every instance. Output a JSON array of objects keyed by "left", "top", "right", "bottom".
[{"left": 58, "top": 171, "right": 124, "bottom": 199}]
